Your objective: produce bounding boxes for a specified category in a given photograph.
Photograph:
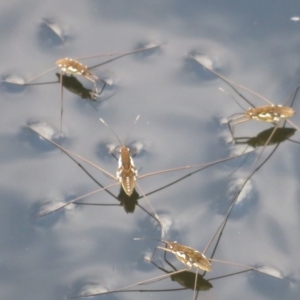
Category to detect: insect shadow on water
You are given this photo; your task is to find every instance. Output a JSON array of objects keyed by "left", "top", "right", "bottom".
[
  {"left": 53, "top": 73, "right": 100, "bottom": 101},
  {"left": 27, "top": 116, "right": 251, "bottom": 232},
  {"left": 7, "top": 44, "right": 160, "bottom": 135},
  {"left": 228, "top": 126, "right": 299, "bottom": 173},
  {"left": 68, "top": 194, "right": 287, "bottom": 300},
  {"left": 233, "top": 127, "right": 297, "bottom": 149},
  {"left": 190, "top": 55, "right": 300, "bottom": 213}
]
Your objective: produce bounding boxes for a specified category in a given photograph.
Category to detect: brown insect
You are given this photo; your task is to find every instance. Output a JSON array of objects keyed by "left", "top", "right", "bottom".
[
  {"left": 99, "top": 116, "right": 139, "bottom": 197},
  {"left": 190, "top": 55, "right": 300, "bottom": 143},
  {"left": 69, "top": 144, "right": 229, "bottom": 215},
  {"left": 233, "top": 127, "right": 297, "bottom": 149},
  {"left": 27, "top": 117, "right": 250, "bottom": 224},
  {"left": 69, "top": 200, "right": 286, "bottom": 299},
  {"left": 156, "top": 241, "right": 212, "bottom": 272},
  {"left": 143, "top": 245, "right": 250, "bottom": 294},
  {"left": 7, "top": 44, "right": 160, "bottom": 135},
  {"left": 55, "top": 58, "right": 99, "bottom": 93}
]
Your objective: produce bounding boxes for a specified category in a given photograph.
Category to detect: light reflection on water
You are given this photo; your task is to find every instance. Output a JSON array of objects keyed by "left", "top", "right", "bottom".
[{"left": 0, "top": 1, "right": 300, "bottom": 299}]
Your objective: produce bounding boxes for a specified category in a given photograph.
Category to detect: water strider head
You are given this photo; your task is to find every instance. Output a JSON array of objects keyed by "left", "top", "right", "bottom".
[{"left": 170, "top": 270, "right": 213, "bottom": 291}]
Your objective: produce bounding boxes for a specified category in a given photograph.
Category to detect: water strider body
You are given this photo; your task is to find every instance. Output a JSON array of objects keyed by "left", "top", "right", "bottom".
[
  {"left": 55, "top": 57, "right": 99, "bottom": 93},
  {"left": 157, "top": 240, "right": 212, "bottom": 272}
]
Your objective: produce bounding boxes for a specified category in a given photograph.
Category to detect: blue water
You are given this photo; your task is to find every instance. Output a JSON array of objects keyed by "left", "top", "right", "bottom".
[{"left": 0, "top": 0, "right": 300, "bottom": 299}]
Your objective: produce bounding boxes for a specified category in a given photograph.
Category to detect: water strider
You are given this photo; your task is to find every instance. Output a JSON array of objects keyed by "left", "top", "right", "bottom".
[
  {"left": 27, "top": 117, "right": 251, "bottom": 223},
  {"left": 190, "top": 55, "right": 300, "bottom": 215},
  {"left": 10, "top": 44, "right": 159, "bottom": 90},
  {"left": 6, "top": 44, "right": 160, "bottom": 135},
  {"left": 41, "top": 121, "right": 236, "bottom": 216},
  {"left": 68, "top": 194, "right": 286, "bottom": 300},
  {"left": 53, "top": 73, "right": 100, "bottom": 101},
  {"left": 99, "top": 116, "right": 140, "bottom": 197},
  {"left": 72, "top": 243, "right": 251, "bottom": 298},
  {"left": 190, "top": 55, "right": 300, "bottom": 145}
]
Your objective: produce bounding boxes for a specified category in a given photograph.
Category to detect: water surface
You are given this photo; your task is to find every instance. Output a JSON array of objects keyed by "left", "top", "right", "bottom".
[{"left": 0, "top": 1, "right": 300, "bottom": 299}]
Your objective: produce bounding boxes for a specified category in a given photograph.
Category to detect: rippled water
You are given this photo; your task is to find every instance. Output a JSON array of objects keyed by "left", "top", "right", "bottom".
[{"left": 1, "top": 1, "right": 300, "bottom": 299}]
